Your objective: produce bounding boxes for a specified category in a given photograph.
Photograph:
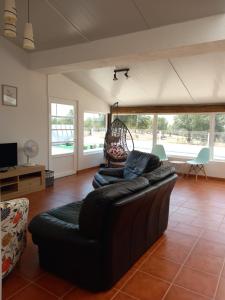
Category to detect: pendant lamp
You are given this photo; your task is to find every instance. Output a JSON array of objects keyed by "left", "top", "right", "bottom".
[
  {"left": 23, "top": 0, "right": 35, "bottom": 50},
  {"left": 4, "top": 0, "right": 17, "bottom": 38},
  {"left": 4, "top": 0, "right": 17, "bottom": 22}
]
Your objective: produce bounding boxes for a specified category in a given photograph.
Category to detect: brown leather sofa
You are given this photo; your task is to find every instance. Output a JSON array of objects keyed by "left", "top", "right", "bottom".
[{"left": 29, "top": 165, "right": 177, "bottom": 291}]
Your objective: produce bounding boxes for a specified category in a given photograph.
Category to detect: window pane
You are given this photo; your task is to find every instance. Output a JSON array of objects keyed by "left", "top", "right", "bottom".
[
  {"left": 113, "top": 114, "right": 153, "bottom": 152},
  {"left": 51, "top": 103, "right": 57, "bottom": 116},
  {"left": 53, "top": 104, "right": 74, "bottom": 117},
  {"left": 156, "top": 114, "right": 210, "bottom": 157},
  {"left": 214, "top": 113, "right": 225, "bottom": 160},
  {"left": 51, "top": 117, "right": 74, "bottom": 129},
  {"left": 52, "top": 130, "right": 74, "bottom": 143},
  {"left": 84, "top": 113, "right": 106, "bottom": 152},
  {"left": 52, "top": 142, "right": 74, "bottom": 155},
  {"left": 51, "top": 103, "right": 75, "bottom": 155}
]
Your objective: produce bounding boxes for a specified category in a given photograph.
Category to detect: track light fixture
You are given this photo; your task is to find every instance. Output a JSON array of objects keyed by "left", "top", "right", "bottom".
[
  {"left": 113, "top": 68, "right": 130, "bottom": 81},
  {"left": 113, "top": 73, "right": 118, "bottom": 81},
  {"left": 125, "top": 70, "right": 129, "bottom": 79}
]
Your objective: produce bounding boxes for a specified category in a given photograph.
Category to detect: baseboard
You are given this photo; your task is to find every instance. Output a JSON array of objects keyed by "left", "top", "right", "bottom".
[
  {"left": 178, "top": 173, "right": 225, "bottom": 182},
  {"left": 54, "top": 170, "right": 76, "bottom": 179},
  {"left": 77, "top": 166, "right": 99, "bottom": 174}
]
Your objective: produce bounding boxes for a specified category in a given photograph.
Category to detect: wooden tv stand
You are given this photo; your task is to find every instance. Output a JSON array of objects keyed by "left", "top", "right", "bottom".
[{"left": 0, "top": 165, "right": 45, "bottom": 201}]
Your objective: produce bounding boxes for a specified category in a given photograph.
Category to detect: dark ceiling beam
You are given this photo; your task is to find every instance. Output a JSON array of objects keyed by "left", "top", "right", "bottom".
[{"left": 111, "top": 104, "right": 225, "bottom": 114}]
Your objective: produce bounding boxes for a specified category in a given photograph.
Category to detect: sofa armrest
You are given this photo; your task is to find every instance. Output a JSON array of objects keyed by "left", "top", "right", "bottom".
[
  {"left": 1, "top": 198, "right": 29, "bottom": 278},
  {"left": 1, "top": 198, "right": 29, "bottom": 228},
  {"left": 29, "top": 212, "right": 96, "bottom": 245},
  {"left": 98, "top": 167, "right": 124, "bottom": 178}
]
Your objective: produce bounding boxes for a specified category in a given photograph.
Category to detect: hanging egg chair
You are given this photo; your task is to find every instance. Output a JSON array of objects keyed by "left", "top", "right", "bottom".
[{"left": 104, "top": 102, "right": 134, "bottom": 164}]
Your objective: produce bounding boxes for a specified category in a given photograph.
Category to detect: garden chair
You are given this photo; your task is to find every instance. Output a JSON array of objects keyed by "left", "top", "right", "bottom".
[
  {"left": 186, "top": 147, "right": 210, "bottom": 180},
  {"left": 151, "top": 144, "right": 168, "bottom": 162}
]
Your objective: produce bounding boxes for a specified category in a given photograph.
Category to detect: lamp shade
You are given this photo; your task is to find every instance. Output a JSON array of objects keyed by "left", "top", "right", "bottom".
[
  {"left": 4, "top": 20, "right": 16, "bottom": 38},
  {"left": 23, "top": 22, "right": 35, "bottom": 50},
  {"left": 4, "top": 0, "right": 17, "bottom": 22}
]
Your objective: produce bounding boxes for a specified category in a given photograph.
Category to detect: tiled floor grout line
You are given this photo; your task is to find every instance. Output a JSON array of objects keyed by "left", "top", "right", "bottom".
[
  {"left": 59, "top": 286, "right": 76, "bottom": 299},
  {"left": 32, "top": 281, "right": 63, "bottom": 298},
  {"left": 110, "top": 236, "right": 167, "bottom": 300},
  {"left": 161, "top": 230, "right": 205, "bottom": 300},
  {"left": 6, "top": 282, "right": 33, "bottom": 300},
  {"left": 173, "top": 284, "right": 212, "bottom": 300},
  {"left": 212, "top": 255, "right": 225, "bottom": 299},
  {"left": 117, "top": 290, "right": 140, "bottom": 300}
]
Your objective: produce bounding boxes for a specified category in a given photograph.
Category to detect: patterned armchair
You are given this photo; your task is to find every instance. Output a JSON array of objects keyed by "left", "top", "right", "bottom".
[{"left": 1, "top": 198, "right": 29, "bottom": 279}]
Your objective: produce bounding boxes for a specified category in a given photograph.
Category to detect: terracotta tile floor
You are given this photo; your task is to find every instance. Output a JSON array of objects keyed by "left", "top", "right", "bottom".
[{"left": 2, "top": 170, "right": 225, "bottom": 300}]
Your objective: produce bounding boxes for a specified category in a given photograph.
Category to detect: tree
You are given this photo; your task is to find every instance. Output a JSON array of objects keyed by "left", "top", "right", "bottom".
[
  {"left": 157, "top": 117, "right": 168, "bottom": 131},
  {"left": 173, "top": 114, "right": 209, "bottom": 142},
  {"left": 115, "top": 115, "right": 152, "bottom": 130},
  {"left": 215, "top": 114, "right": 225, "bottom": 132}
]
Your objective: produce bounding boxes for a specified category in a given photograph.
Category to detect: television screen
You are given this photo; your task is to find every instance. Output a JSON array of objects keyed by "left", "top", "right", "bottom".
[{"left": 0, "top": 143, "right": 18, "bottom": 169}]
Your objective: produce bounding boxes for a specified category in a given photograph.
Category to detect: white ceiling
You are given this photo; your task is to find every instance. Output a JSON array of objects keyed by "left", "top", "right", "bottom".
[
  {"left": 1, "top": 0, "right": 225, "bottom": 51},
  {"left": 65, "top": 52, "right": 225, "bottom": 106},
  {"left": 1, "top": 1, "right": 225, "bottom": 106}
]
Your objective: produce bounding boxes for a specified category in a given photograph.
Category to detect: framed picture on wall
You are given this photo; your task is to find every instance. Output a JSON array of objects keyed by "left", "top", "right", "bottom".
[{"left": 2, "top": 85, "right": 18, "bottom": 107}]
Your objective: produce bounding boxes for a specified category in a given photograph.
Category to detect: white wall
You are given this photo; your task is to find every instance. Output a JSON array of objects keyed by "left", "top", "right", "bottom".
[
  {"left": 0, "top": 38, "right": 48, "bottom": 166},
  {"left": 48, "top": 74, "right": 109, "bottom": 170},
  {"left": 0, "top": 38, "right": 109, "bottom": 172},
  {"left": 167, "top": 155, "right": 225, "bottom": 179}
]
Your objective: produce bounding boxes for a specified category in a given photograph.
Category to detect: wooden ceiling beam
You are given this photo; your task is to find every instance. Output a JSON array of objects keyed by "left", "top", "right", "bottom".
[{"left": 111, "top": 104, "right": 225, "bottom": 114}]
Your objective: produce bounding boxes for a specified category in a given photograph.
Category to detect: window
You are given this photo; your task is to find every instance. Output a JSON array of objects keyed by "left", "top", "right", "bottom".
[
  {"left": 156, "top": 114, "right": 210, "bottom": 157},
  {"left": 83, "top": 113, "right": 106, "bottom": 153},
  {"left": 214, "top": 113, "right": 225, "bottom": 160},
  {"left": 51, "top": 103, "right": 75, "bottom": 155},
  {"left": 113, "top": 114, "right": 154, "bottom": 152},
  {"left": 157, "top": 114, "right": 210, "bottom": 156}
]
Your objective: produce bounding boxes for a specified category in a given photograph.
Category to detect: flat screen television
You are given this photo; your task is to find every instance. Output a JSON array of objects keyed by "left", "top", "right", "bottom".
[{"left": 0, "top": 143, "right": 18, "bottom": 169}]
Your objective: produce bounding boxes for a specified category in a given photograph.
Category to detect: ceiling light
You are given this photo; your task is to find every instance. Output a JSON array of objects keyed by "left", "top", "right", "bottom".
[
  {"left": 4, "top": 0, "right": 17, "bottom": 23},
  {"left": 23, "top": 0, "right": 35, "bottom": 50},
  {"left": 113, "top": 68, "right": 130, "bottom": 81}
]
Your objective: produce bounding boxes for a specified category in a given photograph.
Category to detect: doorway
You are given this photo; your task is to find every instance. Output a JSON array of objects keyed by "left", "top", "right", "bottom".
[{"left": 49, "top": 98, "right": 77, "bottom": 178}]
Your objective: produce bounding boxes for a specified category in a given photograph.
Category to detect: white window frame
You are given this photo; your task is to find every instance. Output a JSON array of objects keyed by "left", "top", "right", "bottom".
[{"left": 49, "top": 98, "right": 78, "bottom": 158}]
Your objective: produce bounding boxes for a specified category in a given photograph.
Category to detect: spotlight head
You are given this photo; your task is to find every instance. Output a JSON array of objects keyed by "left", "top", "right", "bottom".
[{"left": 113, "top": 72, "right": 118, "bottom": 81}]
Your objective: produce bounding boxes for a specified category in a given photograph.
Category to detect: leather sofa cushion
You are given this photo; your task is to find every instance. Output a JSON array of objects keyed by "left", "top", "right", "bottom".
[
  {"left": 144, "top": 165, "right": 176, "bottom": 184},
  {"left": 144, "top": 154, "right": 161, "bottom": 173},
  {"left": 94, "top": 173, "right": 125, "bottom": 186},
  {"left": 79, "top": 177, "right": 149, "bottom": 239},
  {"left": 124, "top": 151, "right": 159, "bottom": 180}
]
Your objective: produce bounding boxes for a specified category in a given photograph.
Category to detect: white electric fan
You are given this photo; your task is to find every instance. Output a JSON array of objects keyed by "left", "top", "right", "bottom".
[{"left": 23, "top": 140, "right": 39, "bottom": 165}]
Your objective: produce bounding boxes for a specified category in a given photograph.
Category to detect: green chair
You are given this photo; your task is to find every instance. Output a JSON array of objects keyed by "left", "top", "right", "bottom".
[
  {"left": 151, "top": 144, "right": 168, "bottom": 162},
  {"left": 186, "top": 147, "right": 210, "bottom": 180}
]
